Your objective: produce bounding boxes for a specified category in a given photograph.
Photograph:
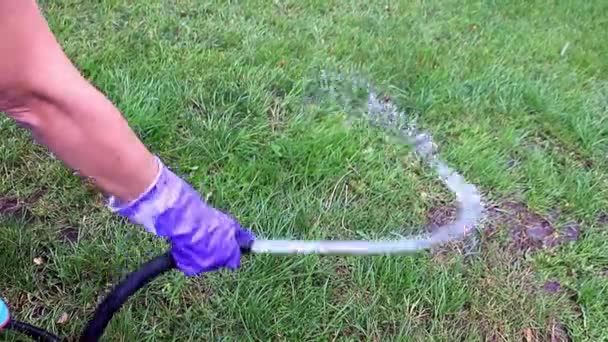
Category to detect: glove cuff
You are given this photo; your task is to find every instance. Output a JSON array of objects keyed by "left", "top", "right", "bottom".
[{"left": 105, "top": 157, "right": 190, "bottom": 236}]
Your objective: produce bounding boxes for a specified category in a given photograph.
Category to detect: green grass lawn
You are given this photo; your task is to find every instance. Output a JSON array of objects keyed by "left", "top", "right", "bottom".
[{"left": 2, "top": 0, "right": 607, "bottom": 340}]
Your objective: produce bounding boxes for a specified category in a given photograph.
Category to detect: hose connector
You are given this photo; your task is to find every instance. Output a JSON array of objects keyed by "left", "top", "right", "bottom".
[{"left": 0, "top": 298, "right": 10, "bottom": 330}]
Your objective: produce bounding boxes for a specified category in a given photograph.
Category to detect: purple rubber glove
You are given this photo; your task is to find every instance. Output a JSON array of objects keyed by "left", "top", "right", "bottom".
[{"left": 106, "top": 158, "right": 255, "bottom": 276}]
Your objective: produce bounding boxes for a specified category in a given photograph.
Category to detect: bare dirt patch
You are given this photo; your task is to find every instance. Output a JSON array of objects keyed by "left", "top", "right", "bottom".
[
  {"left": 58, "top": 225, "right": 80, "bottom": 243},
  {"left": 425, "top": 198, "right": 580, "bottom": 341},
  {"left": 489, "top": 201, "right": 580, "bottom": 254},
  {"left": 426, "top": 204, "right": 457, "bottom": 228},
  {"left": 0, "top": 196, "right": 21, "bottom": 215},
  {"left": 597, "top": 212, "right": 608, "bottom": 226},
  {"left": 0, "top": 188, "right": 46, "bottom": 220}
]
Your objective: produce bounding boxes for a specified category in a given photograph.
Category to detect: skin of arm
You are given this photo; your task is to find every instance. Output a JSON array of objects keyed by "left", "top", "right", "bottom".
[
  {"left": 1, "top": 1, "right": 256, "bottom": 277},
  {"left": 0, "top": 1, "right": 158, "bottom": 203}
]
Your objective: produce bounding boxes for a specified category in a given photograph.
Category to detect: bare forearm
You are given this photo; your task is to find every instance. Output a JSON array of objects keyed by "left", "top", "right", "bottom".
[
  {"left": 25, "top": 82, "right": 158, "bottom": 202},
  {"left": 1, "top": 0, "right": 157, "bottom": 202}
]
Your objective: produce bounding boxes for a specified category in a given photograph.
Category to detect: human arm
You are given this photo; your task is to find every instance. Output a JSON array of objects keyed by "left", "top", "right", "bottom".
[
  {"left": 0, "top": 0, "right": 254, "bottom": 275},
  {"left": 0, "top": 0, "right": 157, "bottom": 202}
]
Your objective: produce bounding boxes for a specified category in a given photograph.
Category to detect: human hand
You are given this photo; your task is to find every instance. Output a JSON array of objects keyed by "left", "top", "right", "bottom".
[{"left": 107, "top": 158, "right": 255, "bottom": 276}]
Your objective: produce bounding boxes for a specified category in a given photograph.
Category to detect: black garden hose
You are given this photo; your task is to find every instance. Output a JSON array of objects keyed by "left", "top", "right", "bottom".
[
  {"left": 6, "top": 320, "right": 62, "bottom": 342},
  {"left": 3, "top": 243, "right": 252, "bottom": 342},
  {"left": 3, "top": 252, "right": 176, "bottom": 342},
  {"left": 81, "top": 244, "right": 251, "bottom": 341},
  {"left": 79, "top": 251, "right": 177, "bottom": 341}
]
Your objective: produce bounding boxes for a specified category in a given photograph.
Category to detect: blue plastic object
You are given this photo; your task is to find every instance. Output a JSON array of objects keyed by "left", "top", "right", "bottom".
[{"left": 0, "top": 298, "right": 9, "bottom": 329}]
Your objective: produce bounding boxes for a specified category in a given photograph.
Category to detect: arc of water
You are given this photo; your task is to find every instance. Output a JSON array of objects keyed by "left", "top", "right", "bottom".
[{"left": 249, "top": 78, "right": 484, "bottom": 255}]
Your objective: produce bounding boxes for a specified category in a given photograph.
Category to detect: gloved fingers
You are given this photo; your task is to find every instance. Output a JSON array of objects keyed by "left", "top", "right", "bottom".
[
  {"left": 171, "top": 226, "right": 254, "bottom": 277},
  {"left": 235, "top": 227, "right": 256, "bottom": 251}
]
